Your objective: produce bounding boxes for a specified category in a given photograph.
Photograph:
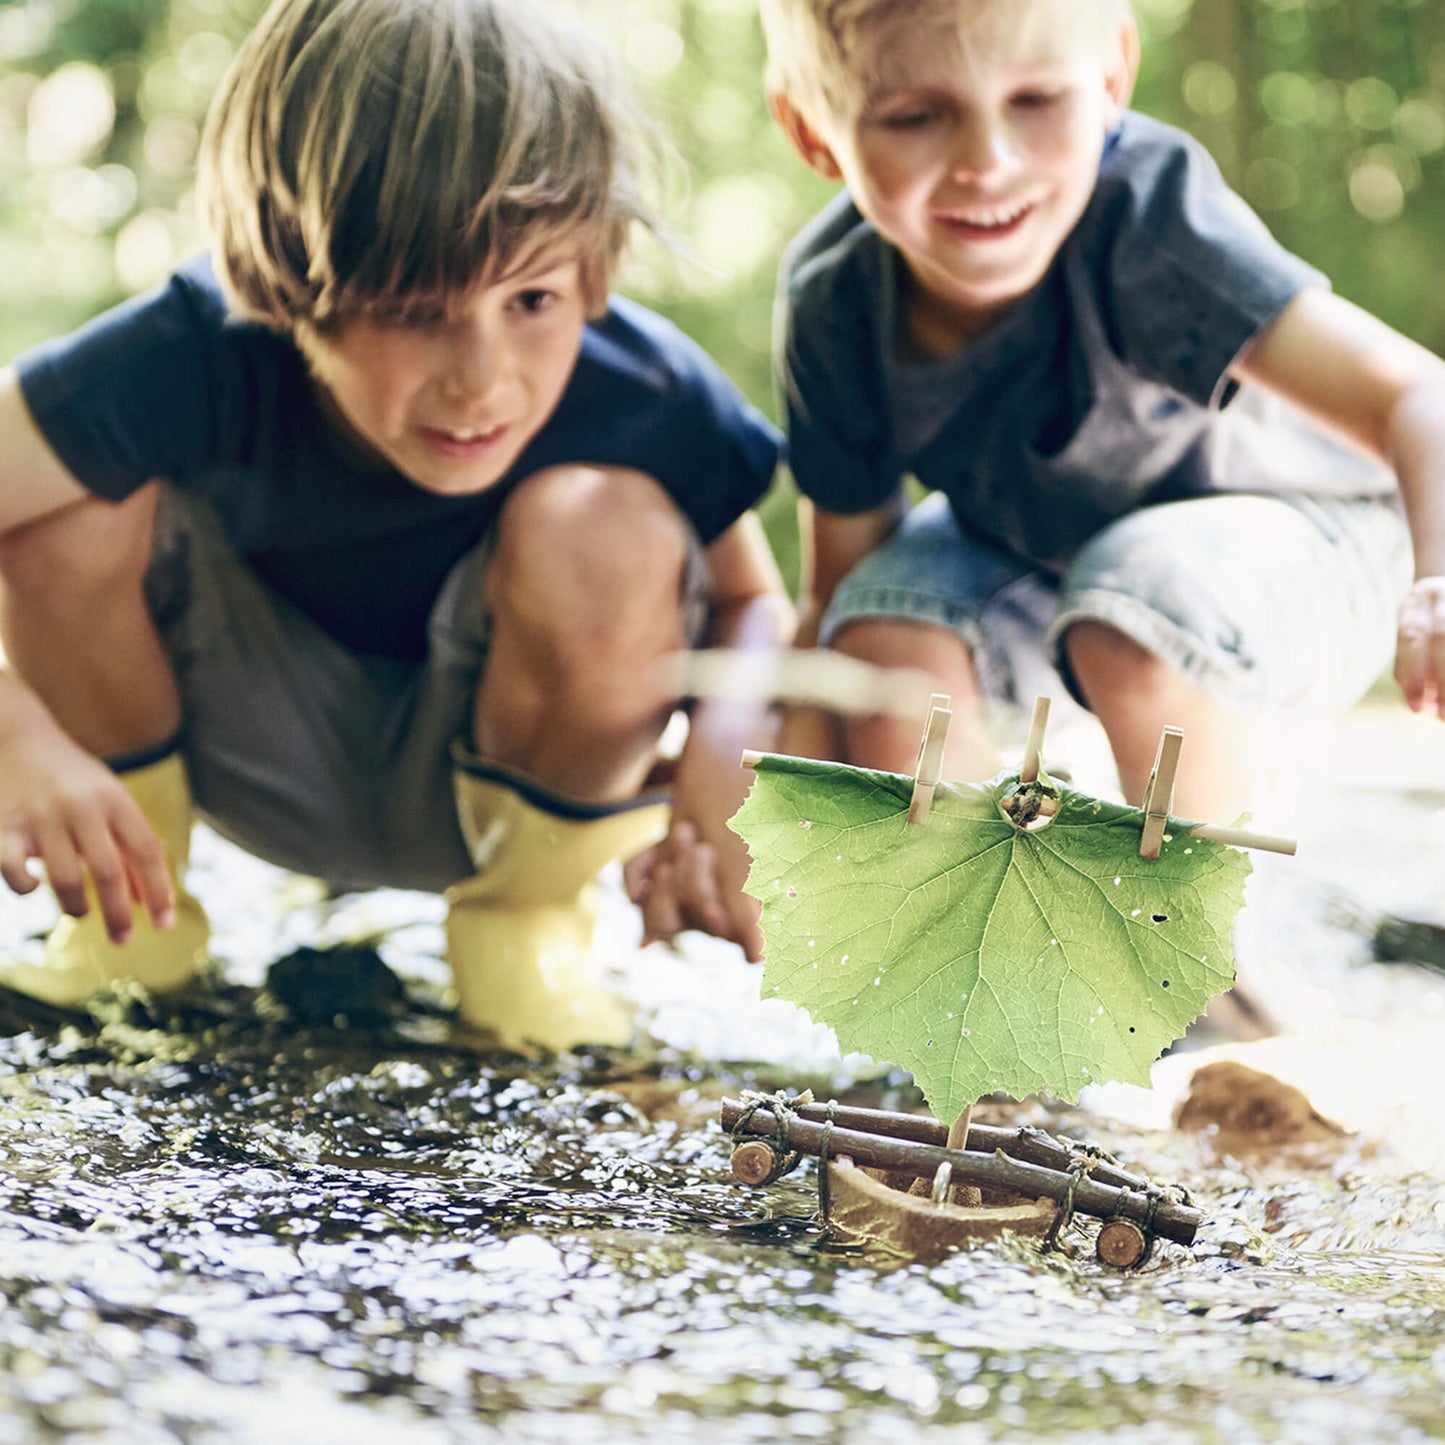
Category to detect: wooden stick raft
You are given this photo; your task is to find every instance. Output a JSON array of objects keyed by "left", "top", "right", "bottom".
[
  {"left": 776, "top": 1101, "right": 1148, "bottom": 1193},
  {"left": 720, "top": 1099, "right": 1203, "bottom": 1247}
]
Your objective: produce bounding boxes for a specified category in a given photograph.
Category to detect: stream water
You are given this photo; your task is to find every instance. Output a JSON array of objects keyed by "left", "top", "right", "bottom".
[{"left": 1, "top": 704, "right": 1443, "bottom": 1443}]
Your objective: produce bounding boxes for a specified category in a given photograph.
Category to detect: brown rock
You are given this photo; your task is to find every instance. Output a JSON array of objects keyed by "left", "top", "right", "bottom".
[{"left": 1174, "top": 1060, "right": 1347, "bottom": 1149}]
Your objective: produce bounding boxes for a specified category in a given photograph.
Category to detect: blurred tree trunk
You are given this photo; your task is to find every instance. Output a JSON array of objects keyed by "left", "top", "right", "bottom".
[{"left": 1179, "top": 0, "right": 1253, "bottom": 187}]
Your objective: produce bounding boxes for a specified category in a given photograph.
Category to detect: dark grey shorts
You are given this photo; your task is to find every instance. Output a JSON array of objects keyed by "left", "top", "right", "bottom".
[
  {"left": 823, "top": 490, "right": 1412, "bottom": 715},
  {"left": 146, "top": 487, "right": 708, "bottom": 893}
]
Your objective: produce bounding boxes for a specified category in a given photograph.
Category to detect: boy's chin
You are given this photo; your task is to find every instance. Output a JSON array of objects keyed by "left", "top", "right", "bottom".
[{"left": 401, "top": 466, "right": 509, "bottom": 498}]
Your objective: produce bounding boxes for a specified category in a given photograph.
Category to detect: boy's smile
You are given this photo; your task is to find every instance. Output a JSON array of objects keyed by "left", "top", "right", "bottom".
[
  {"left": 299, "top": 252, "right": 590, "bottom": 495},
  {"left": 781, "top": 9, "right": 1137, "bottom": 355}
]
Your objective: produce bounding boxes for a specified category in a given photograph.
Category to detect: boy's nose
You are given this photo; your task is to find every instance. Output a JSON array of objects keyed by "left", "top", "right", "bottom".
[
  {"left": 949, "top": 114, "right": 1011, "bottom": 177},
  {"left": 439, "top": 327, "right": 503, "bottom": 400}
]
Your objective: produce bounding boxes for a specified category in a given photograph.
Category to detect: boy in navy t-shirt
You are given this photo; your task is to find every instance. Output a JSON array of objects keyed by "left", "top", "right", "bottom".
[
  {"left": 0, "top": 0, "right": 791, "bottom": 1049},
  {"left": 762, "top": 0, "right": 1445, "bottom": 1034}
]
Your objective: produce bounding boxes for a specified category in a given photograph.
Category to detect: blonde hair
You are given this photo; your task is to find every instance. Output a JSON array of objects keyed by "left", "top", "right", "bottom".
[
  {"left": 199, "top": 0, "right": 657, "bottom": 329},
  {"left": 761, "top": 0, "right": 1134, "bottom": 122}
]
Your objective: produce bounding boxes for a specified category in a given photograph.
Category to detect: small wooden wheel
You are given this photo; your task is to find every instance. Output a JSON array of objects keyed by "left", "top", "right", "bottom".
[
  {"left": 730, "top": 1139, "right": 779, "bottom": 1186},
  {"left": 1096, "top": 1218, "right": 1149, "bottom": 1269}
]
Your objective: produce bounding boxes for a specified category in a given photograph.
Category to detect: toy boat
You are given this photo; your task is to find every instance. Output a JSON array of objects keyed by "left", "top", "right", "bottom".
[{"left": 720, "top": 1096, "right": 1201, "bottom": 1269}]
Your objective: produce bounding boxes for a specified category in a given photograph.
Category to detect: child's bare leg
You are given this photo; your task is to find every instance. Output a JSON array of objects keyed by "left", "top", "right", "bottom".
[
  {"left": 472, "top": 465, "right": 688, "bottom": 796},
  {"left": 1062, "top": 619, "right": 1251, "bottom": 821},
  {"left": 830, "top": 617, "right": 1001, "bottom": 779},
  {"left": 1064, "top": 618, "right": 1271, "bottom": 1039},
  {"left": 0, "top": 484, "right": 180, "bottom": 755},
  {"left": 443, "top": 466, "right": 690, "bottom": 1048}
]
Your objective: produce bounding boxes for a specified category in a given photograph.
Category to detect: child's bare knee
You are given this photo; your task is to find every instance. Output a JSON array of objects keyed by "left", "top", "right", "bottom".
[
  {"left": 832, "top": 617, "right": 984, "bottom": 701},
  {"left": 1064, "top": 618, "right": 1152, "bottom": 671},
  {"left": 0, "top": 489, "right": 158, "bottom": 600},
  {"left": 1064, "top": 620, "right": 1171, "bottom": 706},
  {"left": 492, "top": 465, "right": 690, "bottom": 633},
  {"left": 501, "top": 466, "right": 686, "bottom": 568}
]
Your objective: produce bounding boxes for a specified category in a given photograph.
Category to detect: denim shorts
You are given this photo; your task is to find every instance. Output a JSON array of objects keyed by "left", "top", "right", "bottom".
[
  {"left": 145, "top": 486, "right": 709, "bottom": 893},
  {"left": 822, "top": 490, "right": 1412, "bottom": 716}
]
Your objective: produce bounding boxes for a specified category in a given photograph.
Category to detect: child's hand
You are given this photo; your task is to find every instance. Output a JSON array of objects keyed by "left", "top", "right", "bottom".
[
  {"left": 1394, "top": 576, "right": 1445, "bottom": 719},
  {"left": 625, "top": 817, "right": 764, "bottom": 962},
  {"left": 0, "top": 720, "right": 175, "bottom": 943}
]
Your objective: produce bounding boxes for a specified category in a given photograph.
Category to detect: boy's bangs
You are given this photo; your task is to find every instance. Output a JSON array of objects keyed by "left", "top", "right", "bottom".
[
  {"left": 853, "top": 0, "right": 1125, "bottom": 78},
  {"left": 770, "top": 0, "right": 1132, "bottom": 115},
  {"left": 307, "top": 12, "right": 624, "bottom": 321},
  {"left": 318, "top": 146, "right": 621, "bottom": 322},
  {"left": 203, "top": 0, "right": 653, "bottom": 330}
]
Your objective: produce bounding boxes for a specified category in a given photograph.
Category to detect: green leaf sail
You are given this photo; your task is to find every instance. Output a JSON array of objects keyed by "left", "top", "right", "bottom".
[{"left": 731, "top": 756, "right": 1250, "bottom": 1119}]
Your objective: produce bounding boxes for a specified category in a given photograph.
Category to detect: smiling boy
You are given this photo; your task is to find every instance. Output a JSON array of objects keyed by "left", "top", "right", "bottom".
[
  {"left": 0, "top": 0, "right": 790, "bottom": 1048},
  {"left": 761, "top": 0, "right": 1445, "bottom": 1034}
]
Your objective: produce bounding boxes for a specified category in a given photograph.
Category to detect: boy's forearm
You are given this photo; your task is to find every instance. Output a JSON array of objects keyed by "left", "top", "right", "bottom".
[
  {"left": 682, "top": 589, "right": 793, "bottom": 760},
  {"left": 0, "top": 662, "right": 62, "bottom": 748},
  {"left": 792, "top": 593, "right": 827, "bottom": 650},
  {"left": 797, "top": 493, "right": 907, "bottom": 640},
  {"left": 1386, "top": 374, "right": 1445, "bottom": 580},
  {"left": 670, "top": 590, "right": 792, "bottom": 813}
]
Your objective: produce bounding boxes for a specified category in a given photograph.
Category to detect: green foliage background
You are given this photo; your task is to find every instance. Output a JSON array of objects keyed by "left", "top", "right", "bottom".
[{"left": 2, "top": 0, "right": 1443, "bottom": 581}]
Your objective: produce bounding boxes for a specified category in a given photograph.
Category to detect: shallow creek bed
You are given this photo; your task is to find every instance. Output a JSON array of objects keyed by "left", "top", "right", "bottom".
[{"left": 1, "top": 705, "right": 1444, "bottom": 1444}]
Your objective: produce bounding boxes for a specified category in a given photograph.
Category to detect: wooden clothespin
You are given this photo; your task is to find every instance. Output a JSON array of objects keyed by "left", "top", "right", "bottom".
[
  {"left": 1139, "top": 726, "right": 1183, "bottom": 860},
  {"left": 1136, "top": 725, "right": 1298, "bottom": 858},
  {"left": 908, "top": 693, "right": 952, "bottom": 825}
]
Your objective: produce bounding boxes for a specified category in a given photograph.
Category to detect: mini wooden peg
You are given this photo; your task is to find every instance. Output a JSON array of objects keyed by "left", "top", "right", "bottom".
[
  {"left": 1138, "top": 726, "right": 1183, "bottom": 860},
  {"left": 1019, "top": 696, "right": 1051, "bottom": 784},
  {"left": 908, "top": 694, "right": 952, "bottom": 825}
]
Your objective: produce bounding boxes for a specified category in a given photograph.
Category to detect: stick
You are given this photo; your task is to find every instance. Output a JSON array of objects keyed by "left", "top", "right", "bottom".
[
  {"left": 1019, "top": 696, "right": 1051, "bottom": 784},
  {"left": 723, "top": 1100, "right": 1148, "bottom": 1193},
  {"left": 1186, "top": 822, "right": 1297, "bottom": 856},
  {"left": 945, "top": 1104, "right": 974, "bottom": 1205},
  {"left": 1139, "top": 726, "right": 1183, "bottom": 860},
  {"left": 664, "top": 649, "right": 937, "bottom": 719},
  {"left": 908, "top": 694, "right": 952, "bottom": 825},
  {"left": 721, "top": 1103, "right": 1201, "bottom": 1245}
]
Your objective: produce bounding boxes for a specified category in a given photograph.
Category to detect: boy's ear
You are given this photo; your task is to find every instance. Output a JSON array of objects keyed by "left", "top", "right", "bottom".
[
  {"left": 768, "top": 92, "right": 844, "bottom": 181},
  {"left": 1105, "top": 17, "right": 1141, "bottom": 115}
]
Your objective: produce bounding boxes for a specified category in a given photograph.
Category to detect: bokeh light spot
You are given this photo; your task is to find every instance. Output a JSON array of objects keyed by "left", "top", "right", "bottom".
[
  {"left": 1349, "top": 158, "right": 1405, "bottom": 223},
  {"left": 1182, "top": 62, "right": 1237, "bottom": 119},
  {"left": 26, "top": 63, "right": 115, "bottom": 169}
]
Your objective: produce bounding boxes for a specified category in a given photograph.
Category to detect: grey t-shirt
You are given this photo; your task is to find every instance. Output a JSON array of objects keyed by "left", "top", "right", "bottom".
[{"left": 776, "top": 110, "right": 1393, "bottom": 575}]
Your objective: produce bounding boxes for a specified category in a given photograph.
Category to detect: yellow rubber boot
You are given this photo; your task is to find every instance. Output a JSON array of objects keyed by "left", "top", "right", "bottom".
[
  {"left": 445, "top": 755, "right": 669, "bottom": 1052},
  {"left": 0, "top": 750, "right": 210, "bottom": 1006}
]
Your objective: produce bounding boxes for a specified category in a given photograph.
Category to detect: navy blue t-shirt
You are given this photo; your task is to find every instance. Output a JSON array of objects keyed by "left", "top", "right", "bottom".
[
  {"left": 777, "top": 111, "right": 1392, "bottom": 575},
  {"left": 18, "top": 255, "right": 782, "bottom": 658}
]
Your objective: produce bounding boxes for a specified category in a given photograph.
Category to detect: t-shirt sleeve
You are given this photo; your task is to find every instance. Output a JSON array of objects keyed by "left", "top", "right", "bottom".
[
  {"left": 661, "top": 355, "right": 783, "bottom": 543},
  {"left": 14, "top": 261, "right": 235, "bottom": 500},
  {"left": 775, "top": 214, "right": 899, "bottom": 515},
  {"left": 1087, "top": 116, "right": 1328, "bottom": 408}
]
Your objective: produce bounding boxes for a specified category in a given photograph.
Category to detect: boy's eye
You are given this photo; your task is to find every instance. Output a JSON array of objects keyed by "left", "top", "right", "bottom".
[
  {"left": 512, "top": 288, "right": 557, "bottom": 314},
  {"left": 875, "top": 107, "right": 938, "bottom": 131},
  {"left": 1012, "top": 89, "right": 1065, "bottom": 110}
]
